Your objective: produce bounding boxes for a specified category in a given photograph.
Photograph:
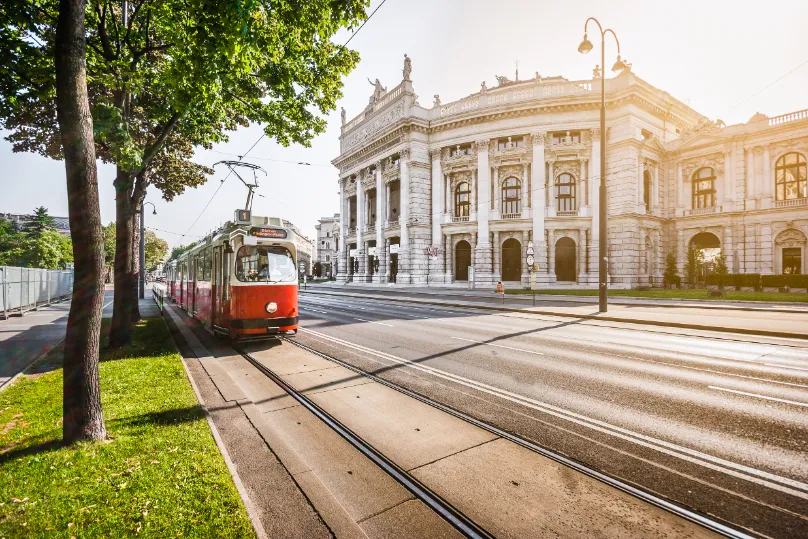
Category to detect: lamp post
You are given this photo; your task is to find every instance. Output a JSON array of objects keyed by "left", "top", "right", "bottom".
[
  {"left": 139, "top": 201, "right": 157, "bottom": 299},
  {"left": 578, "top": 18, "right": 627, "bottom": 313}
]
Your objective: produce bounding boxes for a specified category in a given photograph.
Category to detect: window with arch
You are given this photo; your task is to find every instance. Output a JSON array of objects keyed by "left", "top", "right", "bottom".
[
  {"left": 501, "top": 178, "right": 521, "bottom": 214},
  {"left": 775, "top": 152, "right": 807, "bottom": 201},
  {"left": 643, "top": 170, "right": 651, "bottom": 207},
  {"left": 556, "top": 173, "right": 576, "bottom": 212},
  {"left": 455, "top": 181, "right": 471, "bottom": 217},
  {"left": 692, "top": 167, "right": 716, "bottom": 209}
]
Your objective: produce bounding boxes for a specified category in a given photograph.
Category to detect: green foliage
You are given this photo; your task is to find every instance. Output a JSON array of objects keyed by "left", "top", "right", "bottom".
[
  {"left": 713, "top": 250, "right": 728, "bottom": 287},
  {"left": 788, "top": 274, "right": 808, "bottom": 289},
  {"left": 144, "top": 231, "right": 169, "bottom": 271},
  {"left": 102, "top": 222, "right": 116, "bottom": 268},
  {"left": 663, "top": 251, "right": 679, "bottom": 288},
  {"left": 168, "top": 243, "right": 195, "bottom": 262},
  {"left": 683, "top": 246, "right": 704, "bottom": 284},
  {"left": 761, "top": 274, "right": 787, "bottom": 288},
  {"left": 0, "top": 212, "right": 72, "bottom": 269},
  {"left": 0, "top": 319, "right": 255, "bottom": 537},
  {"left": 0, "top": 0, "right": 369, "bottom": 201}
]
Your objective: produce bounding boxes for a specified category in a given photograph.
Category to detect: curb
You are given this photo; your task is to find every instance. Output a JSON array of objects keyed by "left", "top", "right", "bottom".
[
  {"left": 302, "top": 290, "right": 808, "bottom": 341},
  {"left": 0, "top": 339, "right": 64, "bottom": 394},
  {"left": 161, "top": 308, "right": 269, "bottom": 539}
]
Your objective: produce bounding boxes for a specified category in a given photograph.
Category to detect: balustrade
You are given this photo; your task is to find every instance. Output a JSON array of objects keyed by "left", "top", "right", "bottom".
[
  {"left": 685, "top": 206, "right": 721, "bottom": 216},
  {"left": 774, "top": 198, "right": 808, "bottom": 208}
]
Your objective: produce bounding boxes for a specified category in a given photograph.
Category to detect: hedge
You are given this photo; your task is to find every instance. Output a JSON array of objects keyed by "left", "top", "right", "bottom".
[
  {"left": 761, "top": 274, "right": 787, "bottom": 288},
  {"left": 787, "top": 274, "right": 808, "bottom": 288}
]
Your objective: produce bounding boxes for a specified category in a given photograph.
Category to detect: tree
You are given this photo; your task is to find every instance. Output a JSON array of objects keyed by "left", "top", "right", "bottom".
[
  {"left": 24, "top": 206, "right": 57, "bottom": 235},
  {"left": 714, "top": 250, "right": 729, "bottom": 289},
  {"left": 1, "top": 0, "right": 367, "bottom": 348},
  {"left": 168, "top": 243, "right": 195, "bottom": 262},
  {"left": 54, "top": 0, "right": 107, "bottom": 443},
  {"left": 663, "top": 251, "right": 679, "bottom": 289},
  {"left": 0, "top": 215, "right": 73, "bottom": 269},
  {"left": 683, "top": 246, "right": 704, "bottom": 285},
  {"left": 144, "top": 231, "right": 168, "bottom": 271}
]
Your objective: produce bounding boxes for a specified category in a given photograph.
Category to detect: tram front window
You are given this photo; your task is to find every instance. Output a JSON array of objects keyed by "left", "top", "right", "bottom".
[{"left": 235, "top": 246, "right": 296, "bottom": 283}]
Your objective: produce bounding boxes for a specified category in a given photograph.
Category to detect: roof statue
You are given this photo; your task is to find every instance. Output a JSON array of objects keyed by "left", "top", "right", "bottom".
[
  {"left": 495, "top": 74, "right": 511, "bottom": 86},
  {"left": 340, "top": 107, "right": 346, "bottom": 125},
  {"left": 403, "top": 54, "right": 412, "bottom": 81},
  {"left": 433, "top": 94, "right": 441, "bottom": 107},
  {"left": 367, "top": 78, "right": 387, "bottom": 104},
  {"left": 480, "top": 81, "right": 488, "bottom": 93},
  {"left": 593, "top": 65, "right": 602, "bottom": 79}
]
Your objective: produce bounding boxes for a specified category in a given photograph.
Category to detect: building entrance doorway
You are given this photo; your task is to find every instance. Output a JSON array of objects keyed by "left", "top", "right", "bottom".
[
  {"left": 388, "top": 236, "right": 400, "bottom": 283},
  {"left": 455, "top": 240, "right": 471, "bottom": 281},
  {"left": 501, "top": 238, "right": 522, "bottom": 282},
  {"left": 555, "top": 237, "right": 577, "bottom": 282}
]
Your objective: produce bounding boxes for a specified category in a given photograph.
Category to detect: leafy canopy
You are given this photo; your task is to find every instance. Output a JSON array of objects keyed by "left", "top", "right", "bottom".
[
  {"left": 1, "top": 0, "right": 368, "bottom": 199},
  {"left": 144, "top": 230, "right": 168, "bottom": 271}
]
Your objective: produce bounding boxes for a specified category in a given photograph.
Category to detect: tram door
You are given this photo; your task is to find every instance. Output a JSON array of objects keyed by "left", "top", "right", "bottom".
[{"left": 211, "top": 246, "right": 222, "bottom": 329}]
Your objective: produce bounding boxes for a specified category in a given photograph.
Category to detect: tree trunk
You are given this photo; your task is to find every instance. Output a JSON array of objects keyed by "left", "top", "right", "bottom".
[
  {"left": 109, "top": 167, "right": 135, "bottom": 349},
  {"left": 55, "top": 0, "right": 107, "bottom": 443},
  {"left": 131, "top": 209, "right": 141, "bottom": 322}
]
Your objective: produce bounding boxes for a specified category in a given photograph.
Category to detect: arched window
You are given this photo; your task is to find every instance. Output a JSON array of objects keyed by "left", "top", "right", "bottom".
[
  {"left": 692, "top": 167, "right": 716, "bottom": 209},
  {"left": 556, "top": 173, "right": 576, "bottom": 212},
  {"left": 775, "top": 153, "right": 807, "bottom": 201},
  {"left": 643, "top": 170, "right": 651, "bottom": 207},
  {"left": 455, "top": 182, "right": 471, "bottom": 217},
  {"left": 501, "top": 178, "right": 521, "bottom": 215}
]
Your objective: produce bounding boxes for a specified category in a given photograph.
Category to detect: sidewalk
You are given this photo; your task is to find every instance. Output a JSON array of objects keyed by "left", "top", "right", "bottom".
[
  {"left": 311, "top": 281, "right": 808, "bottom": 313},
  {"left": 303, "top": 287, "right": 808, "bottom": 340}
]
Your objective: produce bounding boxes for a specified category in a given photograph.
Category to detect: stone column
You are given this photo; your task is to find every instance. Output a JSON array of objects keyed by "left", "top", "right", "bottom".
[
  {"left": 493, "top": 166, "right": 500, "bottom": 218},
  {"left": 431, "top": 149, "right": 443, "bottom": 247},
  {"left": 637, "top": 153, "right": 644, "bottom": 213},
  {"left": 337, "top": 179, "right": 349, "bottom": 282},
  {"left": 723, "top": 146, "right": 734, "bottom": 212},
  {"left": 677, "top": 229, "right": 685, "bottom": 276},
  {"left": 653, "top": 228, "right": 662, "bottom": 283},
  {"left": 399, "top": 149, "right": 411, "bottom": 283},
  {"left": 547, "top": 160, "right": 555, "bottom": 216},
  {"left": 445, "top": 174, "right": 451, "bottom": 220},
  {"left": 676, "top": 162, "right": 684, "bottom": 216},
  {"left": 638, "top": 229, "right": 646, "bottom": 285},
  {"left": 474, "top": 140, "right": 492, "bottom": 284},
  {"left": 385, "top": 182, "right": 391, "bottom": 225},
  {"left": 723, "top": 226, "right": 733, "bottom": 275},
  {"left": 652, "top": 164, "right": 659, "bottom": 216},
  {"left": 447, "top": 234, "right": 453, "bottom": 282},
  {"left": 356, "top": 176, "right": 365, "bottom": 282},
  {"left": 589, "top": 129, "right": 600, "bottom": 238},
  {"left": 746, "top": 148, "right": 756, "bottom": 202},
  {"left": 521, "top": 163, "right": 529, "bottom": 217},
  {"left": 580, "top": 159, "right": 589, "bottom": 210},
  {"left": 548, "top": 229, "right": 556, "bottom": 283},
  {"left": 761, "top": 145, "right": 772, "bottom": 208},
  {"left": 531, "top": 132, "right": 548, "bottom": 283},
  {"left": 579, "top": 228, "right": 588, "bottom": 282},
  {"left": 492, "top": 231, "right": 501, "bottom": 282},
  {"left": 471, "top": 169, "right": 478, "bottom": 221},
  {"left": 375, "top": 162, "right": 386, "bottom": 283}
]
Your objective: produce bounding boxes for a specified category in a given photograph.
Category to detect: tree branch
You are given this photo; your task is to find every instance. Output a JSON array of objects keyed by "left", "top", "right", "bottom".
[
  {"left": 140, "top": 112, "right": 182, "bottom": 171},
  {"left": 94, "top": 3, "right": 115, "bottom": 60}
]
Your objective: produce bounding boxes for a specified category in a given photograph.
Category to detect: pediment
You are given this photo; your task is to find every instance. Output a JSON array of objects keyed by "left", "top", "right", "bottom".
[{"left": 674, "top": 132, "right": 727, "bottom": 152}]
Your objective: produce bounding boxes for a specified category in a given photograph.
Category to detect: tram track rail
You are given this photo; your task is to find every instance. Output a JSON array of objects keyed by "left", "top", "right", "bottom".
[
  {"left": 276, "top": 336, "right": 758, "bottom": 539},
  {"left": 234, "top": 344, "right": 494, "bottom": 539}
]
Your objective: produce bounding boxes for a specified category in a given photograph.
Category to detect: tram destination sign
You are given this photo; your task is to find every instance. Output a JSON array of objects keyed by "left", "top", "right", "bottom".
[{"left": 249, "top": 227, "right": 288, "bottom": 239}]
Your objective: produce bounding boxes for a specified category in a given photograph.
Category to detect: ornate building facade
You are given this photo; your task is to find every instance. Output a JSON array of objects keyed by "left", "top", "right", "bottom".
[
  {"left": 332, "top": 56, "right": 808, "bottom": 287},
  {"left": 315, "top": 213, "right": 340, "bottom": 278}
]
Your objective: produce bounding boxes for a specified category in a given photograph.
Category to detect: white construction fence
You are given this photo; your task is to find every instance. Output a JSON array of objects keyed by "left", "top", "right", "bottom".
[{"left": 0, "top": 266, "right": 74, "bottom": 319}]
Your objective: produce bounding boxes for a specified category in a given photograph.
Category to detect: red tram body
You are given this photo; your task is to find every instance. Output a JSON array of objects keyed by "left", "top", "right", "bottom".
[{"left": 165, "top": 215, "right": 298, "bottom": 341}]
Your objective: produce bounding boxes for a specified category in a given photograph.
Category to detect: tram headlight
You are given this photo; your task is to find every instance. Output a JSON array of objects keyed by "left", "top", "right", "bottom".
[{"left": 265, "top": 302, "right": 278, "bottom": 314}]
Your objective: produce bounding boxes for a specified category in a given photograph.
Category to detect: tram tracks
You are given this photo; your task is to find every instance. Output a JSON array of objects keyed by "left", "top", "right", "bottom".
[
  {"left": 256, "top": 336, "right": 757, "bottom": 539},
  {"left": 235, "top": 344, "right": 494, "bottom": 539}
]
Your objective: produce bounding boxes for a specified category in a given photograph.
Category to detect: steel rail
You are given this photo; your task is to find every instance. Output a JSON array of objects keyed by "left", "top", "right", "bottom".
[
  {"left": 282, "top": 336, "right": 758, "bottom": 539},
  {"left": 234, "top": 345, "right": 494, "bottom": 539}
]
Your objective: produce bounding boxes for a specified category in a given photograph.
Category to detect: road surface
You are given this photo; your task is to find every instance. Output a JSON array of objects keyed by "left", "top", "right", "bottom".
[{"left": 294, "top": 291, "right": 808, "bottom": 538}]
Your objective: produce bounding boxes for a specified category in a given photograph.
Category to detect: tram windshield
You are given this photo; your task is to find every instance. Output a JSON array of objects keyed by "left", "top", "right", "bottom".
[{"left": 235, "top": 245, "right": 296, "bottom": 283}]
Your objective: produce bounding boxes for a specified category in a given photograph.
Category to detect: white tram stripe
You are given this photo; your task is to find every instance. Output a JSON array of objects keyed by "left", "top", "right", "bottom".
[{"left": 708, "top": 386, "right": 808, "bottom": 408}]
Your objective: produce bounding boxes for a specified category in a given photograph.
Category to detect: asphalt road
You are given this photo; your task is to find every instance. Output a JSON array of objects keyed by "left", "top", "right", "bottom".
[{"left": 294, "top": 291, "right": 808, "bottom": 539}]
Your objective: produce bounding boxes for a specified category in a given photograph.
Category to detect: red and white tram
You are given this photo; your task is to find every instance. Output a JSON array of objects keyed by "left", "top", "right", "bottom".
[{"left": 165, "top": 215, "right": 298, "bottom": 340}]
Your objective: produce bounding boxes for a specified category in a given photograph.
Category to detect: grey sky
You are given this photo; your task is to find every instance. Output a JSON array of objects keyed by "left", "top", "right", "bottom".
[{"left": 1, "top": 0, "right": 805, "bottom": 248}]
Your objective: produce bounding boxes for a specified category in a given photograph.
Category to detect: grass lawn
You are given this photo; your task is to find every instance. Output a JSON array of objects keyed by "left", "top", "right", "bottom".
[
  {"left": 0, "top": 318, "right": 255, "bottom": 538},
  {"left": 505, "top": 288, "right": 808, "bottom": 303}
]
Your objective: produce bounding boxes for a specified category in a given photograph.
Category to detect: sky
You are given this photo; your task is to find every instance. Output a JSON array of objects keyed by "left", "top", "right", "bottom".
[{"left": 1, "top": 0, "right": 806, "bottom": 249}]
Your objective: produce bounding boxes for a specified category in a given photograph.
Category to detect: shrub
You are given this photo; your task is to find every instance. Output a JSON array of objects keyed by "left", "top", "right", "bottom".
[
  {"left": 761, "top": 274, "right": 786, "bottom": 288},
  {"left": 663, "top": 252, "right": 679, "bottom": 289},
  {"left": 741, "top": 273, "right": 761, "bottom": 289},
  {"left": 706, "top": 274, "right": 721, "bottom": 286},
  {"left": 787, "top": 274, "right": 808, "bottom": 289}
]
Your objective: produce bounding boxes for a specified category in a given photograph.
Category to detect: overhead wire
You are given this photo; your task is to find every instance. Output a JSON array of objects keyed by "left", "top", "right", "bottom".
[
  {"left": 343, "top": 0, "right": 388, "bottom": 47},
  {"left": 729, "top": 58, "right": 808, "bottom": 111}
]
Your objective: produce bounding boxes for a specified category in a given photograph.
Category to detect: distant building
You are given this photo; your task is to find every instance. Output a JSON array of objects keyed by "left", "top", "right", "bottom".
[
  {"left": 283, "top": 219, "right": 314, "bottom": 276},
  {"left": 1, "top": 212, "right": 71, "bottom": 238},
  {"left": 314, "top": 213, "right": 340, "bottom": 278}
]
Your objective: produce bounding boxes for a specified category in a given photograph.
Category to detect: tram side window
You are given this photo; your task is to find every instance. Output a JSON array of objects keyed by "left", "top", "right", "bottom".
[
  {"left": 235, "top": 245, "right": 296, "bottom": 282},
  {"left": 203, "top": 248, "right": 211, "bottom": 281}
]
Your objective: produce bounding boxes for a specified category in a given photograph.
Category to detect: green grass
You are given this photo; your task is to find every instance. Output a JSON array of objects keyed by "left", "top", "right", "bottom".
[
  {"left": 505, "top": 288, "right": 808, "bottom": 303},
  {"left": 0, "top": 319, "right": 255, "bottom": 538}
]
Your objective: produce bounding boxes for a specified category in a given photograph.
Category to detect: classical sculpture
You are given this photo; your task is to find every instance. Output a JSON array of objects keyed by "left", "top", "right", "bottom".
[
  {"left": 340, "top": 107, "right": 346, "bottom": 125},
  {"left": 480, "top": 81, "right": 488, "bottom": 93},
  {"left": 593, "top": 65, "right": 601, "bottom": 79},
  {"left": 433, "top": 94, "right": 441, "bottom": 107},
  {"left": 495, "top": 75, "right": 511, "bottom": 86},
  {"left": 403, "top": 54, "right": 412, "bottom": 80},
  {"left": 367, "top": 78, "right": 387, "bottom": 104}
]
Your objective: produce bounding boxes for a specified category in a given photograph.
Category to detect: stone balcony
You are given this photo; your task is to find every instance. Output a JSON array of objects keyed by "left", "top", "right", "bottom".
[
  {"left": 385, "top": 217, "right": 400, "bottom": 229},
  {"left": 501, "top": 213, "right": 521, "bottom": 220},
  {"left": 685, "top": 206, "right": 721, "bottom": 217},
  {"left": 556, "top": 210, "right": 579, "bottom": 217},
  {"left": 774, "top": 197, "right": 808, "bottom": 208}
]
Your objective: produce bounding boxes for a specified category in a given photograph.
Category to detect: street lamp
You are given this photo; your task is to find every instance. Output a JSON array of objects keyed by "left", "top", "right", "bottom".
[
  {"left": 578, "top": 18, "right": 626, "bottom": 313},
  {"left": 139, "top": 201, "right": 156, "bottom": 299}
]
